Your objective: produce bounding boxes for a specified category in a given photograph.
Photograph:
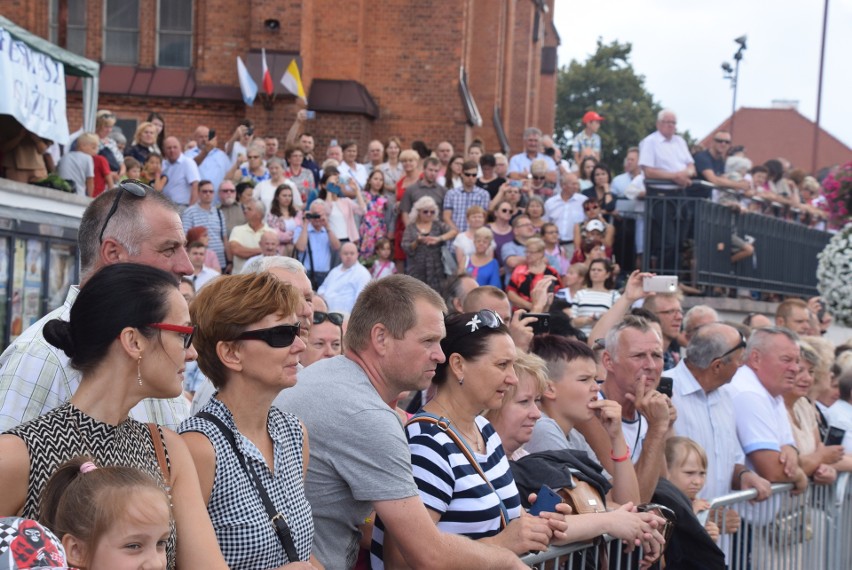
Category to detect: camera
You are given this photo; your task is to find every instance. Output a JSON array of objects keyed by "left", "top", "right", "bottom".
[
  {"left": 246, "top": 126, "right": 254, "bottom": 136},
  {"left": 305, "top": 212, "right": 321, "bottom": 220}
]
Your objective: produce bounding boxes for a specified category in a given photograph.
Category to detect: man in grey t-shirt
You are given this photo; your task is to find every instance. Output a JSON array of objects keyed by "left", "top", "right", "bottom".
[{"left": 277, "top": 275, "right": 524, "bottom": 569}]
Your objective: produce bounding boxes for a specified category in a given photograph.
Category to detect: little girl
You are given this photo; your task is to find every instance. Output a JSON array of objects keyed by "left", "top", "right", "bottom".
[
  {"left": 464, "top": 227, "right": 501, "bottom": 287},
  {"left": 370, "top": 238, "right": 397, "bottom": 280},
  {"left": 39, "top": 457, "right": 172, "bottom": 570},
  {"left": 665, "top": 437, "right": 732, "bottom": 541}
]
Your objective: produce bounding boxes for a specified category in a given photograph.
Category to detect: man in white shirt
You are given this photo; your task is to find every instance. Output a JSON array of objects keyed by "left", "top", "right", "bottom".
[
  {"left": 185, "top": 125, "right": 232, "bottom": 194},
  {"left": 639, "top": 110, "right": 695, "bottom": 188},
  {"left": 317, "top": 242, "right": 371, "bottom": 314},
  {"left": 508, "top": 127, "right": 557, "bottom": 182},
  {"left": 826, "top": 369, "right": 852, "bottom": 454},
  {"left": 611, "top": 147, "right": 642, "bottom": 198},
  {"left": 229, "top": 199, "right": 271, "bottom": 273},
  {"left": 187, "top": 242, "right": 220, "bottom": 291},
  {"left": 162, "top": 136, "right": 200, "bottom": 206},
  {"left": 544, "top": 171, "right": 587, "bottom": 260}
]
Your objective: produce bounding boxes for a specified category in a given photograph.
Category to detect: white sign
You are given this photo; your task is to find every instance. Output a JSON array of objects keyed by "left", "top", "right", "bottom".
[{"left": 0, "top": 28, "right": 69, "bottom": 145}]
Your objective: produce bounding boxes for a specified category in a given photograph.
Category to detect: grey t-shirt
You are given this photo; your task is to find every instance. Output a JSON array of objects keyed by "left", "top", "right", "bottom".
[
  {"left": 57, "top": 150, "right": 94, "bottom": 196},
  {"left": 274, "top": 355, "right": 419, "bottom": 569},
  {"left": 525, "top": 414, "right": 611, "bottom": 480}
]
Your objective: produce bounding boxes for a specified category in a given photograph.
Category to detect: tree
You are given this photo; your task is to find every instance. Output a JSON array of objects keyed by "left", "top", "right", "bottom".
[{"left": 555, "top": 39, "right": 661, "bottom": 173}]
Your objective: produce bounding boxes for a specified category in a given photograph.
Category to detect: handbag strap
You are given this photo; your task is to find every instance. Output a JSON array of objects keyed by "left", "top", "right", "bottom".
[
  {"left": 407, "top": 412, "right": 509, "bottom": 528},
  {"left": 195, "top": 412, "right": 300, "bottom": 562},
  {"left": 147, "top": 423, "right": 171, "bottom": 489}
]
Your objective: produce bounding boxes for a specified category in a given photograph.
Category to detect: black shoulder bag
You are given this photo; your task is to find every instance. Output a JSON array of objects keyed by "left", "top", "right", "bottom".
[{"left": 195, "top": 412, "right": 300, "bottom": 562}]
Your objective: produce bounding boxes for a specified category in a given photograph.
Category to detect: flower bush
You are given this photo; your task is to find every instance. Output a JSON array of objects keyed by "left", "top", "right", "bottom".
[
  {"left": 817, "top": 224, "right": 852, "bottom": 327},
  {"left": 820, "top": 161, "right": 852, "bottom": 230}
]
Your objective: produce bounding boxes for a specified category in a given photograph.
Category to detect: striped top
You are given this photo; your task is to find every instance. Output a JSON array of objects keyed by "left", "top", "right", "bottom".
[
  {"left": 573, "top": 288, "right": 620, "bottom": 335},
  {"left": 370, "top": 415, "right": 522, "bottom": 568}
]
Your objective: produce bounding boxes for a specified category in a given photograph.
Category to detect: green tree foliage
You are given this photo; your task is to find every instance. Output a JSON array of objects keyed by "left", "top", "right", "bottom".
[{"left": 555, "top": 39, "right": 661, "bottom": 173}]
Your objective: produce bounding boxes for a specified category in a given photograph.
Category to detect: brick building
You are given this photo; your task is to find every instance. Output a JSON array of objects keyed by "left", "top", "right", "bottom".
[{"left": 6, "top": 0, "right": 559, "bottom": 158}]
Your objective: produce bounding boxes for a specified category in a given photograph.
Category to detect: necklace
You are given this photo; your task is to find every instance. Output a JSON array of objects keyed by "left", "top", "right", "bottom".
[{"left": 431, "top": 400, "right": 484, "bottom": 453}]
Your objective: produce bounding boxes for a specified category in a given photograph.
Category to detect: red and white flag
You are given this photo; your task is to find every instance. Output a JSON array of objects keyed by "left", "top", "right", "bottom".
[{"left": 261, "top": 48, "right": 274, "bottom": 96}]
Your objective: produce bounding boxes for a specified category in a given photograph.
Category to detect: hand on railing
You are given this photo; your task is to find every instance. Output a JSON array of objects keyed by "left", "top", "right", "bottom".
[
  {"left": 813, "top": 464, "right": 838, "bottom": 485},
  {"left": 487, "top": 511, "right": 553, "bottom": 555},
  {"left": 739, "top": 470, "right": 772, "bottom": 502}
]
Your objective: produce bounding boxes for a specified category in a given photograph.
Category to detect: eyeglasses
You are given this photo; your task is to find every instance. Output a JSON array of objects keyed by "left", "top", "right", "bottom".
[
  {"left": 422, "top": 210, "right": 436, "bottom": 215},
  {"left": 584, "top": 205, "right": 599, "bottom": 211},
  {"left": 714, "top": 333, "right": 747, "bottom": 362},
  {"left": 99, "top": 180, "right": 149, "bottom": 243},
  {"left": 462, "top": 172, "right": 478, "bottom": 178},
  {"left": 714, "top": 138, "right": 732, "bottom": 144},
  {"left": 313, "top": 311, "right": 344, "bottom": 326},
  {"left": 532, "top": 175, "right": 546, "bottom": 181},
  {"left": 233, "top": 324, "right": 301, "bottom": 348},
  {"left": 464, "top": 309, "right": 504, "bottom": 333},
  {"left": 148, "top": 323, "right": 195, "bottom": 349}
]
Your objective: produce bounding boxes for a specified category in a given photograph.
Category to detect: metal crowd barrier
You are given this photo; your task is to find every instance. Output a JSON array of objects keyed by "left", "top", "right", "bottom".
[{"left": 519, "top": 474, "right": 852, "bottom": 569}]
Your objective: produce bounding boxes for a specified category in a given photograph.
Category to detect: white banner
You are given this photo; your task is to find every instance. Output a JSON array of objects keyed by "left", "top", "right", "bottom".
[{"left": 0, "top": 28, "right": 69, "bottom": 145}]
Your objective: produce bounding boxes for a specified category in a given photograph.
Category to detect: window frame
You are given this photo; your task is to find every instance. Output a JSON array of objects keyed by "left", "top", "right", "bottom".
[
  {"left": 102, "top": 0, "right": 141, "bottom": 65},
  {"left": 155, "top": 0, "right": 194, "bottom": 69},
  {"left": 48, "top": 0, "right": 88, "bottom": 56}
]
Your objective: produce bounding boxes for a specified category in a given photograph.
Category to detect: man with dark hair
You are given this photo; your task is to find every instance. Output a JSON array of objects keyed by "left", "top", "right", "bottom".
[
  {"left": 181, "top": 179, "right": 229, "bottom": 268},
  {"left": 277, "top": 275, "right": 524, "bottom": 569},
  {"left": 442, "top": 274, "right": 479, "bottom": 314},
  {"left": 442, "top": 160, "right": 490, "bottom": 232},
  {"left": 0, "top": 187, "right": 193, "bottom": 430}
]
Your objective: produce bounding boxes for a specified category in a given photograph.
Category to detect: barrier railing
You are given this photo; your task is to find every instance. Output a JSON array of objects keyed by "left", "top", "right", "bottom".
[
  {"left": 520, "top": 474, "right": 851, "bottom": 569},
  {"left": 641, "top": 182, "right": 831, "bottom": 296}
]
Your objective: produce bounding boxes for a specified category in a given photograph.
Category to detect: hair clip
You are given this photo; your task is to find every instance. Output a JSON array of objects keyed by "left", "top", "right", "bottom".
[
  {"left": 80, "top": 462, "right": 98, "bottom": 474},
  {"left": 466, "top": 314, "right": 482, "bottom": 332}
]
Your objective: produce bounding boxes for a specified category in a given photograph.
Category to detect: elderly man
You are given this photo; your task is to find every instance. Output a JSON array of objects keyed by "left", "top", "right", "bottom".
[
  {"left": 217, "top": 180, "right": 244, "bottom": 238},
  {"left": 508, "top": 127, "right": 557, "bottom": 181},
  {"left": 276, "top": 275, "right": 525, "bottom": 569},
  {"left": 294, "top": 199, "right": 341, "bottom": 289},
  {"left": 317, "top": 242, "right": 371, "bottom": 314},
  {"left": 191, "top": 255, "right": 316, "bottom": 413},
  {"left": 228, "top": 199, "right": 271, "bottom": 273},
  {"left": 639, "top": 110, "right": 695, "bottom": 189},
  {"left": 181, "top": 179, "right": 230, "bottom": 269},
  {"left": 775, "top": 298, "right": 811, "bottom": 336},
  {"left": 242, "top": 230, "right": 281, "bottom": 269},
  {"left": 728, "top": 328, "right": 808, "bottom": 491},
  {"left": 611, "top": 147, "right": 642, "bottom": 198},
  {"left": 365, "top": 139, "right": 385, "bottom": 173},
  {"left": 435, "top": 140, "right": 454, "bottom": 177},
  {"left": 185, "top": 125, "right": 232, "bottom": 191},
  {"left": 672, "top": 323, "right": 772, "bottom": 503},
  {"left": 162, "top": 136, "right": 200, "bottom": 207},
  {"left": 599, "top": 316, "right": 673, "bottom": 501},
  {"left": 544, "top": 171, "right": 587, "bottom": 260},
  {"left": 643, "top": 292, "right": 684, "bottom": 371},
  {"left": 682, "top": 305, "right": 719, "bottom": 344},
  {"left": 0, "top": 188, "right": 193, "bottom": 430}
]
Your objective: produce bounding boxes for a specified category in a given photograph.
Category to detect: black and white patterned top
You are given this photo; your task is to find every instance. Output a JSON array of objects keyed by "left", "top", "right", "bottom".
[
  {"left": 6, "top": 402, "right": 176, "bottom": 569},
  {"left": 179, "top": 397, "right": 314, "bottom": 569}
]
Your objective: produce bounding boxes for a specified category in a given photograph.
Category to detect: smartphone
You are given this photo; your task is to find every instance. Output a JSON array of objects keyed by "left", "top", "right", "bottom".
[
  {"left": 522, "top": 313, "right": 550, "bottom": 335},
  {"left": 824, "top": 426, "right": 846, "bottom": 446},
  {"left": 657, "top": 376, "right": 673, "bottom": 398},
  {"left": 643, "top": 275, "right": 678, "bottom": 293},
  {"left": 529, "top": 485, "right": 563, "bottom": 516},
  {"left": 246, "top": 126, "right": 254, "bottom": 136},
  {"left": 208, "top": 129, "right": 216, "bottom": 140},
  {"left": 305, "top": 110, "right": 316, "bottom": 120},
  {"left": 509, "top": 180, "right": 523, "bottom": 189}
]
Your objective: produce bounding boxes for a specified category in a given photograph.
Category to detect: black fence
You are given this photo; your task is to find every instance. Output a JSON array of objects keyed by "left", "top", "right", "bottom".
[{"left": 632, "top": 184, "right": 831, "bottom": 297}]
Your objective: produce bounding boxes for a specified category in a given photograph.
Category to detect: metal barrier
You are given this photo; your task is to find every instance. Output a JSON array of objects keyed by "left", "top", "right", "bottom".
[
  {"left": 519, "top": 474, "right": 852, "bottom": 569},
  {"left": 642, "top": 187, "right": 831, "bottom": 296}
]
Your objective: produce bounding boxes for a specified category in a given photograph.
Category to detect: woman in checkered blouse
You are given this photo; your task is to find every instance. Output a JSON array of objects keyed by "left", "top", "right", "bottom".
[{"left": 179, "top": 272, "right": 319, "bottom": 569}]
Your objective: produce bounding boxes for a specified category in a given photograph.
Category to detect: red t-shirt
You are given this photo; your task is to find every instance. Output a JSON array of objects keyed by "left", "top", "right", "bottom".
[{"left": 92, "top": 154, "right": 111, "bottom": 197}]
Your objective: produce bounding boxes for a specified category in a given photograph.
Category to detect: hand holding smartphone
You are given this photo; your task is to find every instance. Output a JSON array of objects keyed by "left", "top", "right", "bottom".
[{"left": 529, "top": 485, "right": 563, "bottom": 516}]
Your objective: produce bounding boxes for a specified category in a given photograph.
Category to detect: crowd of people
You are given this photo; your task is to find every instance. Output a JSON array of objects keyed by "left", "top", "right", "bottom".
[{"left": 0, "top": 108, "right": 850, "bottom": 570}]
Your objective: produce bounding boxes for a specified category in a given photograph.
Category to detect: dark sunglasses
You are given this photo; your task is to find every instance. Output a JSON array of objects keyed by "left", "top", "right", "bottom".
[
  {"left": 584, "top": 204, "right": 599, "bottom": 211},
  {"left": 233, "top": 324, "right": 301, "bottom": 348},
  {"left": 715, "top": 333, "right": 747, "bottom": 362},
  {"left": 532, "top": 175, "right": 546, "bottom": 180},
  {"left": 148, "top": 323, "right": 195, "bottom": 349},
  {"left": 314, "top": 311, "right": 344, "bottom": 326},
  {"left": 462, "top": 172, "right": 478, "bottom": 178},
  {"left": 464, "top": 309, "right": 504, "bottom": 333},
  {"left": 714, "top": 138, "right": 732, "bottom": 144},
  {"left": 99, "top": 180, "right": 150, "bottom": 243}
]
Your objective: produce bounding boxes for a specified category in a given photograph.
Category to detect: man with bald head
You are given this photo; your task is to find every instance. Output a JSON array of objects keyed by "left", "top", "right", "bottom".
[
  {"left": 672, "top": 323, "right": 771, "bottom": 502},
  {"left": 317, "top": 242, "right": 371, "bottom": 314},
  {"left": 185, "top": 125, "right": 231, "bottom": 191},
  {"left": 162, "top": 135, "right": 200, "bottom": 207}
]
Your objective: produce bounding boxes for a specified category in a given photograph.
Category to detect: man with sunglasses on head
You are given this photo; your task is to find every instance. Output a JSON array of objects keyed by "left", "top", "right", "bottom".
[
  {"left": 0, "top": 183, "right": 194, "bottom": 431},
  {"left": 277, "top": 275, "right": 526, "bottom": 569}
]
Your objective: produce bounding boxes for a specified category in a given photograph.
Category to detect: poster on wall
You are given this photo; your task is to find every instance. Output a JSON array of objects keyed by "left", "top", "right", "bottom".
[
  {"left": 10, "top": 239, "right": 25, "bottom": 340},
  {"left": 22, "top": 239, "right": 45, "bottom": 330}
]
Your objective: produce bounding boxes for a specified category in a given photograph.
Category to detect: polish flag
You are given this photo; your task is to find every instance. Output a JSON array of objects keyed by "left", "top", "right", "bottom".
[{"left": 261, "top": 49, "right": 274, "bottom": 96}]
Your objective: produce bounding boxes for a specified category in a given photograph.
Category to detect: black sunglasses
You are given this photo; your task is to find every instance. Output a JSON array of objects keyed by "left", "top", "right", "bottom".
[
  {"left": 715, "top": 333, "right": 747, "bottom": 362},
  {"left": 233, "top": 324, "right": 301, "bottom": 348},
  {"left": 99, "top": 180, "right": 150, "bottom": 243},
  {"left": 314, "top": 311, "right": 344, "bottom": 326},
  {"left": 462, "top": 172, "right": 478, "bottom": 177}
]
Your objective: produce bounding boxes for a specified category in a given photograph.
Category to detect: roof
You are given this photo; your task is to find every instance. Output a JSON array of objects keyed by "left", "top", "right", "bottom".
[
  {"left": 699, "top": 107, "right": 852, "bottom": 172},
  {"left": 0, "top": 15, "right": 99, "bottom": 78}
]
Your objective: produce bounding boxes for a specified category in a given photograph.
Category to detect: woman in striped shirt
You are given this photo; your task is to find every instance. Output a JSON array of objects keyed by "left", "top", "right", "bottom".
[
  {"left": 372, "top": 311, "right": 567, "bottom": 567},
  {"left": 572, "top": 258, "right": 620, "bottom": 337}
]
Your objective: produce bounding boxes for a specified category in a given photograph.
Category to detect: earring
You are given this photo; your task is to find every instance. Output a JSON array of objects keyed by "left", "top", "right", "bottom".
[
  {"left": 137, "top": 355, "right": 143, "bottom": 386},
  {"left": 458, "top": 376, "right": 464, "bottom": 386}
]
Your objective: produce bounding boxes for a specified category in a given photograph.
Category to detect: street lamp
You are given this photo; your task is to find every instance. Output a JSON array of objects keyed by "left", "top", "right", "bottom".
[{"left": 721, "top": 35, "right": 747, "bottom": 139}]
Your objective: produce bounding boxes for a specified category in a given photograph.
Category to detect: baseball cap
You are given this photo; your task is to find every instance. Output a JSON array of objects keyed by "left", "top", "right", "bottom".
[
  {"left": 586, "top": 219, "right": 606, "bottom": 233},
  {"left": 582, "top": 111, "right": 604, "bottom": 124}
]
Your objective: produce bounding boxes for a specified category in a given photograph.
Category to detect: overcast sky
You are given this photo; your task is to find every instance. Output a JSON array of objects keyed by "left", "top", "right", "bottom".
[{"left": 552, "top": 0, "right": 852, "bottom": 150}]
